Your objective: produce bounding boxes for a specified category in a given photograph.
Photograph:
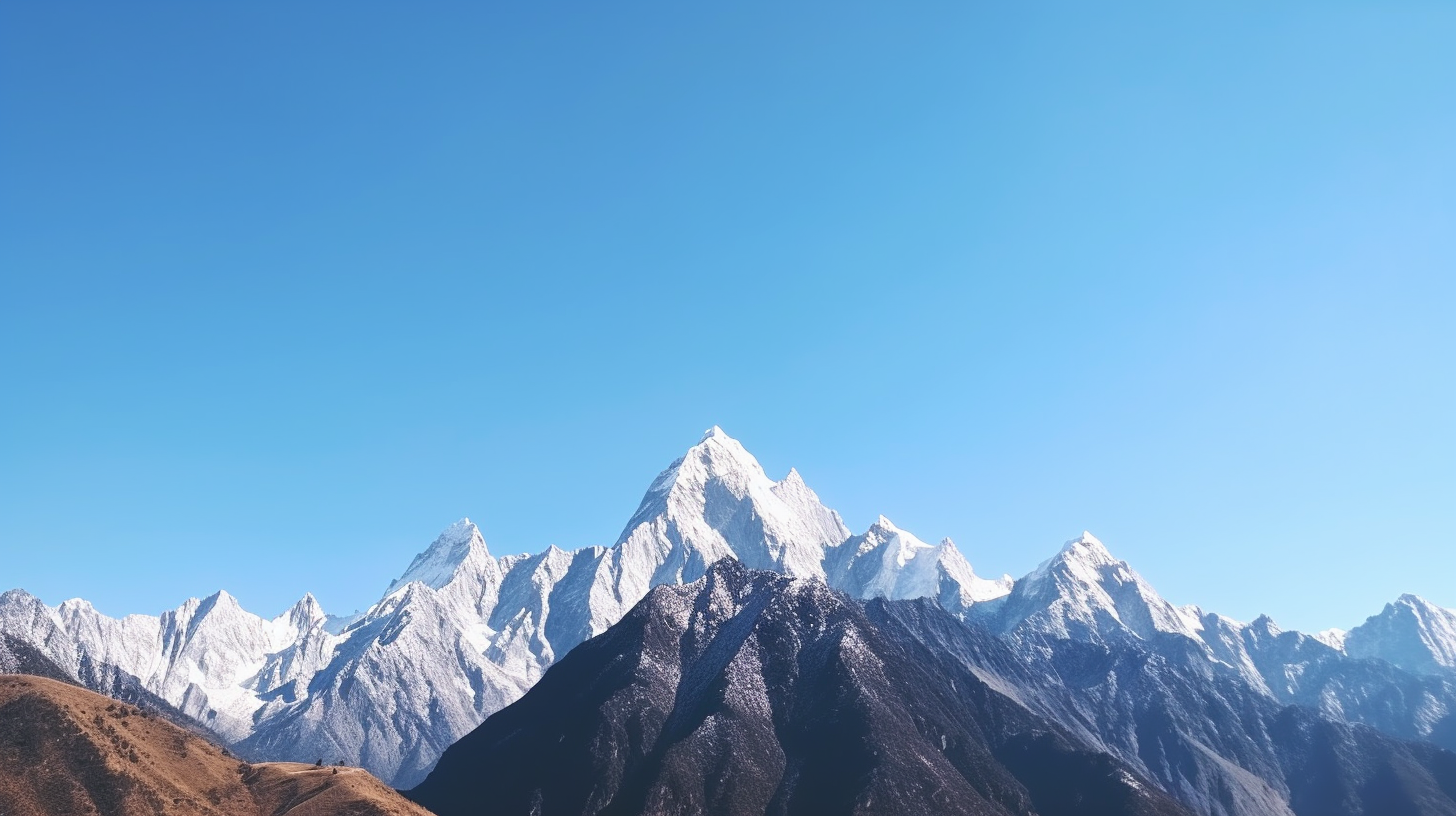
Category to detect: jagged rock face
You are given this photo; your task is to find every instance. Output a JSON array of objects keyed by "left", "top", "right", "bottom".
[
  {"left": 10, "top": 587, "right": 342, "bottom": 744},
  {"left": 971, "top": 532, "right": 1456, "bottom": 758},
  {"left": 825, "top": 516, "right": 1012, "bottom": 614},
  {"left": 0, "top": 633, "right": 74, "bottom": 683},
  {"left": 1199, "top": 613, "right": 1456, "bottom": 752},
  {"left": 874, "top": 599, "right": 1456, "bottom": 816},
  {"left": 409, "top": 559, "right": 1456, "bottom": 816},
  {"left": 1346, "top": 595, "right": 1456, "bottom": 677},
  {"left": 981, "top": 532, "right": 1204, "bottom": 646},
  {"left": 0, "top": 589, "right": 77, "bottom": 672},
  {"left": 408, "top": 562, "right": 1195, "bottom": 816},
  {"left": 0, "top": 428, "right": 1006, "bottom": 787},
  {"left": 3, "top": 427, "right": 1455, "bottom": 798}
]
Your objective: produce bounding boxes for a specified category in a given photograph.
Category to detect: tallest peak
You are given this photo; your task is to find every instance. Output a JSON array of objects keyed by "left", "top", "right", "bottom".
[
  {"left": 699, "top": 425, "right": 731, "bottom": 442},
  {"left": 1050, "top": 531, "right": 1117, "bottom": 569}
]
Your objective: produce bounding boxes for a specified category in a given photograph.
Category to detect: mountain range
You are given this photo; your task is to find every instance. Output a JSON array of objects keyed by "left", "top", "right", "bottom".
[
  {"left": 409, "top": 561, "right": 1456, "bottom": 816},
  {"left": 4, "top": 427, "right": 1456, "bottom": 814},
  {"left": 409, "top": 559, "right": 1197, "bottom": 816}
]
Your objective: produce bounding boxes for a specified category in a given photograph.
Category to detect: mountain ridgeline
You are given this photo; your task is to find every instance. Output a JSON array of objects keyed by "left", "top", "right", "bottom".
[
  {"left": 5, "top": 428, "right": 1456, "bottom": 816},
  {"left": 409, "top": 560, "right": 1196, "bottom": 816}
]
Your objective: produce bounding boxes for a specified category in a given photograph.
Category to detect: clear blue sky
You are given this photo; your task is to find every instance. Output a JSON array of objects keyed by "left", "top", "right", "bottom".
[{"left": 2, "top": 2, "right": 1452, "bottom": 634}]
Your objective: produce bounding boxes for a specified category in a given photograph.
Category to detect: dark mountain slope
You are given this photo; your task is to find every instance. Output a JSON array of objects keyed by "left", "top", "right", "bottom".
[
  {"left": 409, "top": 560, "right": 1193, "bottom": 816},
  {"left": 869, "top": 599, "right": 1456, "bottom": 816},
  {"left": 0, "top": 629, "right": 225, "bottom": 745},
  {"left": 0, "top": 632, "right": 76, "bottom": 682},
  {"left": 1229, "top": 616, "right": 1456, "bottom": 752}
]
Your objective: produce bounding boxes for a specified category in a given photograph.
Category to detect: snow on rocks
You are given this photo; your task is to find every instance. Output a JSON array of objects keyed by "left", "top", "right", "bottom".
[
  {"left": 0, "top": 428, "right": 1015, "bottom": 786},
  {"left": 5, "top": 426, "right": 1449, "bottom": 790},
  {"left": 1346, "top": 594, "right": 1456, "bottom": 676}
]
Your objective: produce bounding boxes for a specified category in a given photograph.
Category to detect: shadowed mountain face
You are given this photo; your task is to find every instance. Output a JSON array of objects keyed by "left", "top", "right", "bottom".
[
  {"left": 0, "top": 633, "right": 75, "bottom": 683},
  {"left": 408, "top": 561, "right": 1194, "bottom": 816},
  {"left": 0, "top": 634, "right": 219, "bottom": 744},
  {"left": 871, "top": 599, "right": 1456, "bottom": 816},
  {"left": 0, "top": 675, "right": 434, "bottom": 816}
]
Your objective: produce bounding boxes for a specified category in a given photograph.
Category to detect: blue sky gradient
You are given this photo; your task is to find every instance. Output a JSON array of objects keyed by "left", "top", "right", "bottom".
[{"left": 2, "top": 2, "right": 1453, "bottom": 632}]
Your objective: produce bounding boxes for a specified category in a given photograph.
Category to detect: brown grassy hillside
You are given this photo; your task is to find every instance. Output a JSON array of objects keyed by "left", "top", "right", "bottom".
[{"left": 0, "top": 675, "right": 434, "bottom": 816}]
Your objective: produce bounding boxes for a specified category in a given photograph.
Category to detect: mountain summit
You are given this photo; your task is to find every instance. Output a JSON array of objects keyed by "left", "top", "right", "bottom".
[
  {"left": 5, "top": 426, "right": 1453, "bottom": 805},
  {"left": 610, "top": 426, "right": 851, "bottom": 590},
  {"left": 409, "top": 560, "right": 1193, "bottom": 816},
  {"left": 1345, "top": 594, "right": 1456, "bottom": 676},
  {"left": 0, "top": 427, "right": 1009, "bottom": 787}
]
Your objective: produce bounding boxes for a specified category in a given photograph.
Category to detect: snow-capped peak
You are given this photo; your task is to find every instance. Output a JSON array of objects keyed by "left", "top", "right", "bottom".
[
  {"left": 1249, "top": 614, "right": 1282, "bottom": 638},
  {"left": 387, "top": 518, "right": 492, "bottom": 594},
  {"left": 196, "top": 589, "right": 245, "bottom": 620},
  {"left": 677, "top": 427, "right": 769, "bottom": 486},
  {"left": 268, "top": 593, "right": 327, "bottom": 650},
  {"left": 869, "top": 514, "right": 898, "bottom": 533},
  {"left": 57, "top": 597, "right": 97, "bottom": 616},
  {"left": 1057, "top": 531, "right": 1117, "bottom": 567},
  {"left": 612, "top": 428, "right": 849, "bottom": 584},
  {"left": 825, "top": 515, "right": 1011, "bottom": 612},
  {"left": 996, "top": 531, "right": 1203, "bottom": 643},
  {"left": 277, "top": 593, "right": 325, "bottom": 628},
  {"left": 1345, "top": 593, "right": 1456, "bottom": 676}
]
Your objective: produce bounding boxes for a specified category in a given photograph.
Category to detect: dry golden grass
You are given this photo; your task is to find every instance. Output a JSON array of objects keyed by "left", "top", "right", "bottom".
[{"left": 0, "top": 675, "right": 435, "bottom": 816}]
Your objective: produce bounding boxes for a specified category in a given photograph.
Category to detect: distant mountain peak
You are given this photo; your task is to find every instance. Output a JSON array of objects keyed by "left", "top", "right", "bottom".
[
  {"left": 1346, "top": 591, "right": 1456, "bottom": 675},
  {"left": 699, "top": 424, "right": 728, "bottom": 441},
  {"left": 1397, "top": 593, "right": 1439, "bottom": 609},
  {"left": 387, "top": 519, "right": 491, "bottom": 594},
  {"left": 870, "top": 514, "right": 899, "bottom": 533},
  {"left": 998, "top": 531, "right": 1204, "bottom": 644},
  {"left": 1314, "top": 627, "right": 1349, "bottom": 650},
  {"left": 825, "top": 515, "right": 1010, "bottom": 611},
  {"left": 279, "top": 593, "right": 325, "bottom": 625},
  {"left": 1057, "top": 531, "right": 1116, "bottom": 565},
  {"left": 1250, "top": 614, "right": 1282, "bottom": 637}
]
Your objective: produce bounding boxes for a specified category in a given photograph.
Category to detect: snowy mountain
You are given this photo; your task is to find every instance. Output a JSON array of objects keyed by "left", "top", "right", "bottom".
[
  {"left": 973, "top": 533, "right": 1456, "bottom": 763},
  {"left": 872, "top": 595, "right": 1456, "bottom": 816},
  {"left": 0, "top": 586, "right": 340, "bottom": 743},
  {"left": 412, "top": 562, "right": 1456, "bottom": 816},
  {"left": 409, "top": 561, "right": 1195, "bottom": 816},
  {"left": 0, "top": 427, "right": 1006, "bottom": 786},
  {"left": 1345, "top": 594, "right": 1456, "bottom": 677},
  {"left": 980, "top": 531, "right": 1204, "bottom": 645},
  {"left": 825, "top": 515, "right": 1011, "bottom": 614},
  {"left": 3, "top": 426, "right": 1454, "bottom": 795}
]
